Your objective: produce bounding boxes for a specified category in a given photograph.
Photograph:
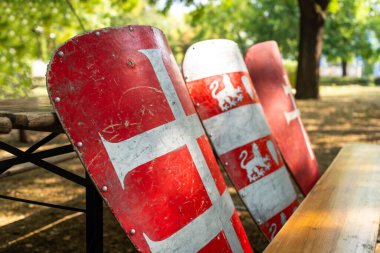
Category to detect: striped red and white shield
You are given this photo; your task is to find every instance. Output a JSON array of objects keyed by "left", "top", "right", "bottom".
[
  {"left": 182, "top": 39, "right": 299, "bottom": 240},
  {"left": 244, "top": 41, "right": 320, "bottom": 195},
  {"left": 47, "top": 26, "right": 253, "bottom": 253}
]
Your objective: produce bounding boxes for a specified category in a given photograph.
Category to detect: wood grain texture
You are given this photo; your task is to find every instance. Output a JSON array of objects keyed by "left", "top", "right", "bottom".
[
  {"left": 264, "top": 144, "right": 380, "bottom": 253},
  {"left": 0, "top": 117, "right": 12, "bottom": 134},
  {"left": 0, "top": 97, "right": 63, "bottom": 132},
  {"left": 0, "top": 112, "right": 63, "bottom": 133}
]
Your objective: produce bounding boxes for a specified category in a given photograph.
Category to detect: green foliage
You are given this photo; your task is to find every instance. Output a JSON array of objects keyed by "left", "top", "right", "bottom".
[
  {"left": 324, "top": 0, "right": 380, "bottom": 66},
  {"left": 320, "top": 76, "right": 374, "bottom": 86},
  {"left": 283, "top": 60, "right": 297, "bottom": 88},
  {"left": 184, "top": 0, "right": 299, "bottom": 57},
  {"left": 0, "top": 0, "right": 191, "bottom": 98}
]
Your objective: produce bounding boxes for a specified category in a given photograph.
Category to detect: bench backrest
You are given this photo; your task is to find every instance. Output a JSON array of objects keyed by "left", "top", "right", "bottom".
[
  {"left": 182, "top": 39, "right": 299, "bottom": 240},
  {"left": 47, "top": 26, "right": 253, "bottom": 253}
]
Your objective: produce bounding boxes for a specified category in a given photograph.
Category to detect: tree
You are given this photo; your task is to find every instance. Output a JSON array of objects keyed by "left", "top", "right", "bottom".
[
  {"left": 0, "top": 0, "right": 190, "bottom": 98},
  {"left": 157, "top": 0, "right": 327, "bottom": 98},
  {"left": 0, "top": 0, "right": 139, "bottom": 98},
  {"left": 183, "top": 0, "right": 299, "bottom": 58},
  {"left": 323, "top": 0, "right": 380, "bottom": 76},
  {"left": 295, "top": 0, "right": 330, "bottom": 99}
]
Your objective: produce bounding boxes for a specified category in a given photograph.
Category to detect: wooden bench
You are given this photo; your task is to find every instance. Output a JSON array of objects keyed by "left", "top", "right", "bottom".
[{"left": 265, "top": 144, "right": 380, "bottom": 253}]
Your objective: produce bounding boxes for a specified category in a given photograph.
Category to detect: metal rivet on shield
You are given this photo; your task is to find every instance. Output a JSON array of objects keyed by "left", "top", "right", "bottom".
[
  {"left": 196, "top": 103, "right": 200, "bottom": 107},
  {"left": 127, "top": 59, "right": 135, "bottom": 68},
  {"left": 54, "top": 97, "right": 61, "bottom": 103},
  {"left": 128, "top": 26, "right": 134, "bottom": 31},
  {"left": 95, "top": 31, "right": 100, "bottom": 36},
  {"left": 225, "top": 162, "right": 228, "bottom": 166},
  {"left": 130, "top": 229, "right": 136, "bottom": 235},
  {"left": 76, "top": 142, "right": 83, "bottom": 147},
  {"left": 101, "top": 186, "right": 108, "bottom": 192},
  {"left": 58, "top": 51, "right": 64, "bottom": 57}
]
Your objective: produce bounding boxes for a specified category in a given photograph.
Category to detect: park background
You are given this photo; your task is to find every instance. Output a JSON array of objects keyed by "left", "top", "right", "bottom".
[{"left": 0, "top": 0, "right": 379, "bottom": 252}]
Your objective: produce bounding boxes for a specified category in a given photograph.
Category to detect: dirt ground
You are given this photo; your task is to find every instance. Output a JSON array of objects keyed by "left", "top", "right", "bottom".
[{"left": 0, "top": 85, "right": 379, "bottom": 253}]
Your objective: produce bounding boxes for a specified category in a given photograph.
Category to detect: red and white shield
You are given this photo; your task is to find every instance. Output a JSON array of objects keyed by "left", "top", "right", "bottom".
[
  {"left": 183, "top": 39, "right": 299, "bottom": 240},
  {"left": 244, "top": 41, "right": 320, "bottom": 195},
  {"left": 47, "top": 26, "right": 253, "bottom": 253}
]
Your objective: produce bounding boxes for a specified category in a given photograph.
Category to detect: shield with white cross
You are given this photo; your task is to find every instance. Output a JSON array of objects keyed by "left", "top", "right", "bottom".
[
  {"left": 183, "top": 39, "right": 299, "bottom": 241},
  {"left": 46, "top": 26, "right": 253, "bottom": 253},
  {"left": 244, "top": 41, "right": 320, "bottom": 195}
]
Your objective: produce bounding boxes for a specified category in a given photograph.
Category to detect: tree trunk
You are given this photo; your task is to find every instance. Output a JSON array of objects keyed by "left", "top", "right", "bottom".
[
  {"left": 296, "top": 0, "right": 329, "bottom": 99},
  {"left": 342, "top": 59, "right": 347, "bottom": 76}
]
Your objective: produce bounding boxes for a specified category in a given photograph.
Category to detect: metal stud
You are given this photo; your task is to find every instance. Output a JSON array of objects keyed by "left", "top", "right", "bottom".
[
  {"left": 77, "top": 142, "right": 83, "bottom": 147},
  {"left": 196, "top": 103, "right": 200, "bottom": 107},
  {"left": 128, "top": 26, "right": 134, "bottom": 31},
  {"left": 130, "top": 229, "right": 136, "bottom": 235},
  {"left": 95, "top": 31, "right": 100, "bottom": 36},
  {"left": 101, "top": 186, "right": 108, "bottom": 192},
  {"left": 54, "top": 97, "right": 61, "bottom": 103},
  {"left": 57, "top": 51, "right": 64, "bottom": 57},
  {"left": 225, "top": 162, "right": 228, "bottom": 166}
]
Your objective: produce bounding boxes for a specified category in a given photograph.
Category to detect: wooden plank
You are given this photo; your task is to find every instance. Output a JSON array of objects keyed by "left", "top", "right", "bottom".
[
  {"left": 0, "top": 97, "right": 52, "bottom": 113},
  {"left": 0, "top": 112, "right": 63, "bottom": 133},
  {"left": 0, "top": 117, "right": 12, "bottom": 134},
  {"left": 264, "top": 144, "right": 380, "bottom": 253},
  {"left": 0, "top": 97, "right": 62, "bottom": 132}
]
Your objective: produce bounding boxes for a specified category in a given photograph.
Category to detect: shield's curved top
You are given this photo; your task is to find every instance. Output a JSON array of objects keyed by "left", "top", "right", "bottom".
[
  {"left": 244, "top": 41, "right": 320, "bottom": 195},
  {"left": 183, "top": 39, "right": 299, "bottom": 240},
  {"left": 47, "top": 26, "right": 253, "bottom": 253}
]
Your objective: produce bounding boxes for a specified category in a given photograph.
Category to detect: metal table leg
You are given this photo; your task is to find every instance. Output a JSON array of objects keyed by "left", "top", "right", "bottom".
[{"left": 86, "top": 173, "right": 103, "bottom": 253}]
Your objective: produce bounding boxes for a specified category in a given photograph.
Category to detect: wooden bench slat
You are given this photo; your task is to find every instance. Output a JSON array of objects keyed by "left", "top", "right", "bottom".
[
  {"left": 264, "top": 144, "right": 380, "bottom": 253},
  {"left": 0, "top": 112, "right": 63, "bottom": 133},
  {"left": 0, "top": 117, "right": 12, "bottom": 134}
]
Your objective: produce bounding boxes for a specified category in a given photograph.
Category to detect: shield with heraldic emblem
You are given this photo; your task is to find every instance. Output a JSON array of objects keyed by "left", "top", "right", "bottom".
[
  {"left": 46, "top": 26, "right": 253, "bottom": 253},
  {"left": 182, "top": 39, "right": 299, "bottom": 241},
  {"left": 244, "top": 41, "right": 320, "bottom": 195}
]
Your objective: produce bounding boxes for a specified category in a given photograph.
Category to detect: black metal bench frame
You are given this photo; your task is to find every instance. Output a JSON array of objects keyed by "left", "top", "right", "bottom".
[{"left": 0, "top": 132, "right": 103, "bottom": 253}]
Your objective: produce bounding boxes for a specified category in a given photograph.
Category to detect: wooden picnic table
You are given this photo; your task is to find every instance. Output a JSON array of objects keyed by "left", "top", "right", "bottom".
[
  {"left": 0, "top": 97, "right": 103, "bottom": 253},
  {"left": 0, "top": 97, "right": 63, "bottom": 133}
]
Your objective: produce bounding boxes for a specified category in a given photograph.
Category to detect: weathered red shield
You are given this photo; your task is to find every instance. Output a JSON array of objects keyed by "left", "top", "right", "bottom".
[
  {"left": 47, "top": 26, "right": 253, "bottom": 253},
  {"left": 183, "top": 39, "right": 299, "bottom": 240},
  {"left": 244, "top": 41, "right": 320, "bottom": 195}
]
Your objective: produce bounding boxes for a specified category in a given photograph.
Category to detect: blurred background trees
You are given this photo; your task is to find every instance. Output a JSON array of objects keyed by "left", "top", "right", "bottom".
[{"left": 1, "top": 0, "right": 379, "bottom": 99}]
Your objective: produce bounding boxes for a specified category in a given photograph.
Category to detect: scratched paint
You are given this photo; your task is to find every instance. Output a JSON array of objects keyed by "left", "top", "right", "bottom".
[
  {"left": 183, "top": 39, "right": 299, "bottom": 240},
  {"left": 47, "top": 26, "right": 253, "bottom": 252},
  {"left": 244, "top": 41, "right": 320, "bottom": 195}
]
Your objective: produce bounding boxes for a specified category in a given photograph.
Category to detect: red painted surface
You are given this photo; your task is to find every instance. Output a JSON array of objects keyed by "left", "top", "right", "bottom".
[
  {"left": 184, "top": 41, "right": 299, "bottom": 241},
  {"left": 245, "top": 41, "right": 320, "bottom": 195},
  {"left": 258, "top": 199, "right": 299, "bottom": 240},
  {"left": 187, "top": 72, "right": 260, "bottom": 119},
  {"left": 47, "top": 26, "right": 252, "bottom": 253},
  {"left": 219, "top": 135, "right": 283, "bottom": 191}
]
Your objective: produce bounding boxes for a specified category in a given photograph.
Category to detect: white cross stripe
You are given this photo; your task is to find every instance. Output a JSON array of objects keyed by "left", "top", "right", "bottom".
[
  {"left": 100, "top": 114, "right": 203, "bottom": 189},
  {"left": 239, "top": 166, "right": 297, "bottom": 223},
  {"left": 100, "top": 49, "right": 244, "bottom": 252},
  {"left": 143, "top": 189, "right": 235, "bottom": 252},
  {"left": 203, "top": 104, "right": 271, "bottom": 155},
  {"left": 282, "top": 84, "right": 301, "bottom": 124},
  {"left": 282, "top": 75, "right": 315, "bottom": 160}
]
